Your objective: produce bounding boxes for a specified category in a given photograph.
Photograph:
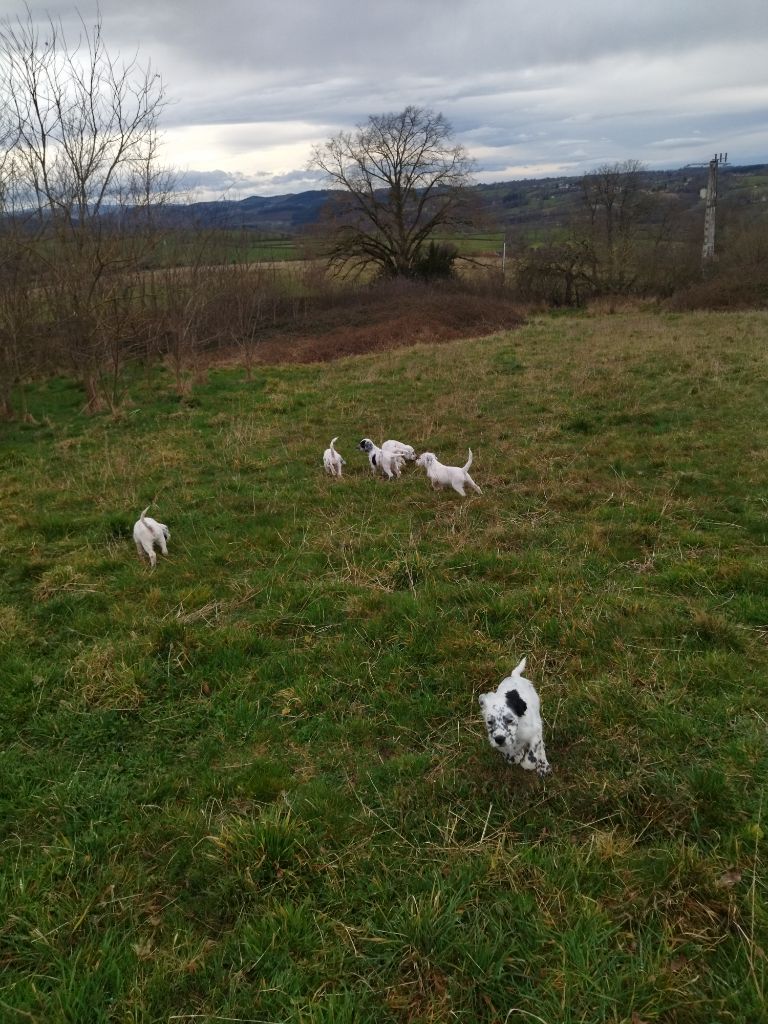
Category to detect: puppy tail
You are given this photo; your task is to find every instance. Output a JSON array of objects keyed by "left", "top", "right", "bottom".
[
  {"left": 512, "top": 656, "right": 527, "bottom": 677},
  {"left": 463, "top": 449, "right": 473, "bottom": 472},
  {"left": 330, "top": 436, "right": 338, "bottom": 452},
  {"left": 140, "top": 506, "right": 150, "bottom": 521}
]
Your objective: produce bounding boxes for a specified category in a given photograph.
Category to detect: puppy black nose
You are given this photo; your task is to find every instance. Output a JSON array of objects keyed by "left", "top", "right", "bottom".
[{"left": 494, "top": 736, "right": 506, "bottom": 745}]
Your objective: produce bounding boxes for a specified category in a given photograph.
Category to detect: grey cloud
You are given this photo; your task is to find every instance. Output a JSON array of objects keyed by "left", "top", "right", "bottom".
[
  {"left": 171, "top": 166, "right": 326, "bottom": 201},
  {"left": 271, "top": 169, "right": 325, "bottom": 186},
  {"left": 28, "top": 0, "right": 766, "bottom": 75},
  {"left": 6, "top": 0, "right": 767, "bottom": 195}
]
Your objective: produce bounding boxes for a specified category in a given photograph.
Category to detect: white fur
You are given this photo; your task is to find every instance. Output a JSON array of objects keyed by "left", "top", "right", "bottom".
[
  {"left": 357, "top": 438, "right": 405, "bottom": 479},
  {"left": 382, "top": 439, "right": 416, "bottom": 462},
  {"left": 478, "top": 658, "right": 550, "bottom": 777},
  {"left": 415, "top": 449, "right": 482, "bottom": 496},
  {"left": 133, "top": 507, "right": 170, "bottom": 568},
  {"left": 323, "top": 436, "right": 346, "bottom": 477}
]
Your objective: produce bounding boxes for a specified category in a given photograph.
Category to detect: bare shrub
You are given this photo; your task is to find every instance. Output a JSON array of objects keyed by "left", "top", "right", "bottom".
[
  {"left": 665, "top": 265, "right": 768, "bottom": 311},
  {"left": 513, "top": 241, "right": 596, "bottom": 307},
  {"left": 666, "top": 219, "right": 768, "bottom": 310},
  {"left": 0, "top": 241, "right": 38, "bottom": 418},
  {"left": 206, "top": 275, "right": 525, "bottom": 364}
]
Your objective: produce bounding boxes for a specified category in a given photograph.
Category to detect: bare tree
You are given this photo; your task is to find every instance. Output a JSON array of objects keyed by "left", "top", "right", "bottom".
[
  {"left": 309, "top": 106, "right": 474, "bottom": 279},
  {"left": 1, "top": 10, "right": 167, "bottom": 229},
  {"left": 580, "top": 160, "right": 648, "bottom": 292},
  {"left": 0, "top": 8, "right": 172, "bottom": 411}
]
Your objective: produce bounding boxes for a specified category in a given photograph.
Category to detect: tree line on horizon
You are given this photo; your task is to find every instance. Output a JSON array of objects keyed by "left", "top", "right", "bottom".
[{"left": 1, "top": 9, "right": 766, "bottom": 420}]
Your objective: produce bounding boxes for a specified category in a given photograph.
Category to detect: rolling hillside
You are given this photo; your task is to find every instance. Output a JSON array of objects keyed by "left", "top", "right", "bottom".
[{"left": 157, "top": 164, "right": 768, "bottom": 238}]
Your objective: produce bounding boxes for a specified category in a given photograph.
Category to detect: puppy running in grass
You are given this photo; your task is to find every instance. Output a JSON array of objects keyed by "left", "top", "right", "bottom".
[
  {"left": 415, "top": 449, "right": 482, "bottom": 496},
  {"left": 478, "top": 658, "right": 551, "bottom": 777},
  {"left": 133, "top": 507, "right": 170, "bottom": 568},
  {"left": 323, "top": 436, "right": 346, "bottom": 477}
]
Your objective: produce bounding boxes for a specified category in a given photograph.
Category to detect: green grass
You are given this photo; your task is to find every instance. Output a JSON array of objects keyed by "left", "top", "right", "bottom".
[
  {"left": 438, "top": 233, "right": 506, "bottom": 256},
  {"left": 1, "top": 309, "right": 767, "bottom": 1023},
  {"left": 151, "top": 231, "right": 300, "bottom": 266}
]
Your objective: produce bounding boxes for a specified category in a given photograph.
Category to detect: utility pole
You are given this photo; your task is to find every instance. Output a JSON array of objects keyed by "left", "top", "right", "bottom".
[{"left": 702, "top": 152, "right": 727, "bottom": 270}]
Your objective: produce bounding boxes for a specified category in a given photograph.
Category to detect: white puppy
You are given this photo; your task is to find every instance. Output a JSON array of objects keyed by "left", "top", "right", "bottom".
[
  {"left": 323, "top": 436, "right": 346, "bottom": 477},
  {"left": 478, "top": 658, "right": 551, "bottom": 777},
  {"left": 357, "top": 438, "right": 405, "bottom": 479},
  {"left": 133, "top": 507, "right": 170, "bottom": 568},
  {"left": 382, "top": 439, "right": 416, "bottom": 462},
  {"left": 415, "top": 449, "right": 482, "bottom": 496}
]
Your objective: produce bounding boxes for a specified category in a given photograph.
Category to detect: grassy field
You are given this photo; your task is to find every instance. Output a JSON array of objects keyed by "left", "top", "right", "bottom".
[
  {"left": 442, "top": 233, "right": 506, "bottom": 256},
  {"left": 1, "top": 309, "right": 767, "bottom": 1023},
  {"left": 152, "top": 232, "right": 300, "bottom": 267}
]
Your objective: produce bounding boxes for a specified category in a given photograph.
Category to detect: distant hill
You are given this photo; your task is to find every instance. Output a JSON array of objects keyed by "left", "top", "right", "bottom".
[
  {"left": 476, "top": 164, "right": 768, "bottom": 239},
  {"left": 156, "top": 165, "right": 768, "bottom": 236},
  {"left": 154, "top": 189, "right": 338, "bottom": 232}
]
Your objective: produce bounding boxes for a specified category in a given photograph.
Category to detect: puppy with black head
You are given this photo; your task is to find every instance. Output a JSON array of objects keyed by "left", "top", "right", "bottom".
[
  {"left": 478, "top": 657, "right": 550, "bottom": 777},
  {"left": 357, "top": 438, "right": 404, "bottom": 480}
]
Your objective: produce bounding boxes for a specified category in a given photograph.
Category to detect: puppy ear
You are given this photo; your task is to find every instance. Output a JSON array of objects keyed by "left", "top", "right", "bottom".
[
  {"left": 505, "top": 689, "right": 528, "bottom": 717},
  {"left": 478, "top": 693, "right": 491, "bottom": 710}
]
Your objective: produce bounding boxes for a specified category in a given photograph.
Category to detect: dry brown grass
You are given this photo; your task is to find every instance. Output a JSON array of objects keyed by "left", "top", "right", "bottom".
[
  {"left": 214, "top": 281, "right": 525, "bottom": 365},
  {"left": 65, "top": 639, "right": 145, "bottom": 710}
]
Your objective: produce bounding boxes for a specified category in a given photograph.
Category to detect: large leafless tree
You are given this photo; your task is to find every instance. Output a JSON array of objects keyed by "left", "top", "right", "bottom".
[
  {"left": 309, "top": 106, "right": 474, "bottom": 278},
  {"left": 0, "top": 8, "right": 172, "bottom": 411}
]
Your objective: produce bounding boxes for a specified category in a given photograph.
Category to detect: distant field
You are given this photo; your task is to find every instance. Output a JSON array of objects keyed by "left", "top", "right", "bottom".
[
  {"left": 151, "top": 231, "right": 505, "bottom": 267},
  {"left": 442, "top": 232, "right": 506, "bottom": 255},
  {"left": 214, "top": 232, "right": 505, "bottom": 263},
  {"left": 152, "top": 231, "right": 300, "bottom": 266},
  {"left": 1, "top": 310, "right": 767, "bottom": 1022}
]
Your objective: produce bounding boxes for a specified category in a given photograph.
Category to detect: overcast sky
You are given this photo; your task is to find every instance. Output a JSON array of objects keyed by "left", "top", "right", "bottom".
[{"left": 3, "top": 0, "right": 768, "bottom": 199}]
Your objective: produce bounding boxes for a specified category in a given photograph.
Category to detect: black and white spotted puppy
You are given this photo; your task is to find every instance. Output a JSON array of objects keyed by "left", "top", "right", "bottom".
[
  {"left": 357, "top": 438, "right": 404, "bottom": 479},
  {"left": 478, "top": 657, "right": 551, "bottom": 776}
]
